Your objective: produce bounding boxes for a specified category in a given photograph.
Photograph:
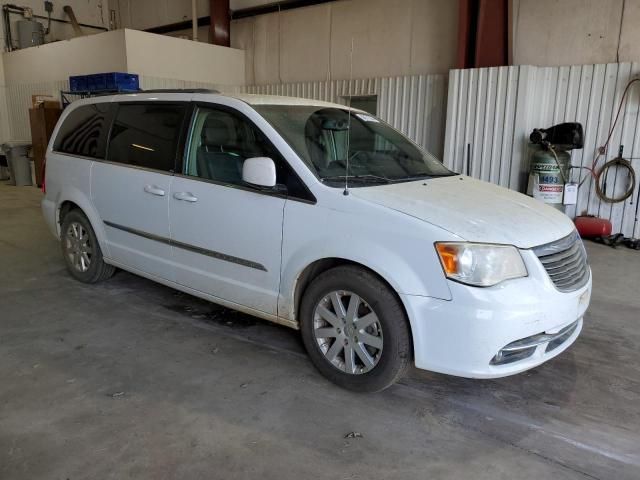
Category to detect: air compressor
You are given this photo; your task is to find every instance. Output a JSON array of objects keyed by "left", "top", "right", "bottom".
[{"left": 527, "top": 122, "right": 584, "bottom": 210}]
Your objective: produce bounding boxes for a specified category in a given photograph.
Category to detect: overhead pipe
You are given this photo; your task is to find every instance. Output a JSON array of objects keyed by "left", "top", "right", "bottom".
[
  {"left": 192, "top": 0, "right": 198, "bottom": 41},
  {"left": 2, "top": 4, "right": 28, "bottom": 51},
  {"left": 63, "top": 5, "right": 84, "bottom": 37}
]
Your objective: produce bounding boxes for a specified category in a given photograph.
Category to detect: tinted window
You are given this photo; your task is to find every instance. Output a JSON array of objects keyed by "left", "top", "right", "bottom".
[
  {"left": 107, "top": 103, "right": 186, "bottom": 172},
  {"left": 54, "top": 103, "right": 113, "bottom": 158},
  {"left": 186, "top": 106, "right": 309, "bottom": 199}
]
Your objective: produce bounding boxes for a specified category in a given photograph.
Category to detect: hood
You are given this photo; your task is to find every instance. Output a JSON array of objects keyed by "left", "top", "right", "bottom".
[{"left": 351, "top": 176, "right": 575, "bottom": 249}]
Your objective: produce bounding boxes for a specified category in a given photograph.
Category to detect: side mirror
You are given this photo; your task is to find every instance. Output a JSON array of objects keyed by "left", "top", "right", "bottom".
[{"left": 242, "top": 157, "right": 277, "bottom": 188}]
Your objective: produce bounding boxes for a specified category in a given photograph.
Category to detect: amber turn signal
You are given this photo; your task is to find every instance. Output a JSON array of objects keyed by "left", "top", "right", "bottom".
[{"left": 435, "top": 243, "right": 459, "bottom": 275}]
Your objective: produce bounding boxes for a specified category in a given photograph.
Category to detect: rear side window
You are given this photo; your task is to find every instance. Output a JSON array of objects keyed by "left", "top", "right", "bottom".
[
  {"left": 53, "top": 103, "right": 113, "bottom": 158},
  {"left": 107, "top": 103, "right": 186, "bottom": 172}
]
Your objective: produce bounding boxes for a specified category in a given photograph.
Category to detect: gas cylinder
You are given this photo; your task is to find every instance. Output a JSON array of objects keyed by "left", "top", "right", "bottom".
[
  {"left": 574, "top": 216, "right": 612, "bottom": 238},
  {"left": 526, "top": 144, "right": 571, "bottom": 210}
]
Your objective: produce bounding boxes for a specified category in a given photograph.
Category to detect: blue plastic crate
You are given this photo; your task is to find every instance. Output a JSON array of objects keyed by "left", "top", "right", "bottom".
[
  {"left": 87, "top": 72, "right": 139, "bottom": 92},
  {"left": 69, "top": 75, "right": 89, "bottom": 92}
]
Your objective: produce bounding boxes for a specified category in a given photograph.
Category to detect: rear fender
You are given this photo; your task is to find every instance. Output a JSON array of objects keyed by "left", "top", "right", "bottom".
[{"left": 55, "top": 186, "right": 111, "bottom": 258}]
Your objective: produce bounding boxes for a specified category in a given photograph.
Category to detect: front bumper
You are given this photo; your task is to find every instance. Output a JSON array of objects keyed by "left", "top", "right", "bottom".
[{"left": 402, "top": 249, "right": 592, "bottom": 378}]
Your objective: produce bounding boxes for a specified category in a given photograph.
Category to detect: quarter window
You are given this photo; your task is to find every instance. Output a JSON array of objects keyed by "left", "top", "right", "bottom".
[
  {"left": 53, "top": 103, "right": 113, "bottom": 158},
  {"left": 107, "top": 103, "right": 186, "bottom": 172}
]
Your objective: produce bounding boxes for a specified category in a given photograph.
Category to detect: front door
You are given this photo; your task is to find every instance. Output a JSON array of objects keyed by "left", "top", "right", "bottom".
[
  {"left": 169, "top": 104, "right": 290, "bottom": 316},
  {"left": 91, "top": 101, "right": 187, "bottom": 281}
]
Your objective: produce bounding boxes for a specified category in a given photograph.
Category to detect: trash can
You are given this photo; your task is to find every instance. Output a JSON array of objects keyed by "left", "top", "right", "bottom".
[
  {"left": 1, "top": 141, "right": 32, "bottom": 186},
  {"left": 0, "top": 153, "right": 9, "bottom": 181}
]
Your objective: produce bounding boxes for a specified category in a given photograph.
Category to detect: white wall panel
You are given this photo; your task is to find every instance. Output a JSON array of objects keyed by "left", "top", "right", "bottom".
[
  {"left": 0, "top": 58, "right": 9, "bottom": 143},
  {"left": 5, "top": 80, "right": 68, "bottom": 141},
  {"left": 230, "top": 0, "right": 458, "bottom": 85},
  {"left": 444, "top": 62, "right": 640, "bottom": 238},
  {"left": 0, "top": 88, "right": 10, "bottom": 143},
  {"left": 512, "top": 0, "right": 640, "bottom": 67},
  {"left": 243, "top": 74, "right": 448, "bottom": 158},
  {"left": 124, "top": 30, "right": 245, "bottom": 87}
]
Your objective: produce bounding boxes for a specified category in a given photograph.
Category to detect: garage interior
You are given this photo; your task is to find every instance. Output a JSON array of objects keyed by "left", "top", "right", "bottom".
[{"left": 1, "top": 0, "right": 640, "bottom": 479}]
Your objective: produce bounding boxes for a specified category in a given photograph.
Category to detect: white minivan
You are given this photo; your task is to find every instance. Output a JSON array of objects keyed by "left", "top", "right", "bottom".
[{"left": 42, "top": 91, "right": 591, "bottom": 391}]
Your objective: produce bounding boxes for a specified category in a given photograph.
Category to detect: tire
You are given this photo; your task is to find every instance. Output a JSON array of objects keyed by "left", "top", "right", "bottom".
[
  {"left": 299, "top": 265, "right": 412, "bottom": 392},
  {"left": 60, "top": 209, "right": 115, "bottom": 283}
]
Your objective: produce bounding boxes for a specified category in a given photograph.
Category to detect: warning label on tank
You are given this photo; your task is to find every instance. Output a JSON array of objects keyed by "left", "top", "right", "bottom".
[
  {"left": 534, "top": 183, "right": 564, "bottom": 203},
  {"left": 539, "top": 185, "right": 564, "bottom": 192}
]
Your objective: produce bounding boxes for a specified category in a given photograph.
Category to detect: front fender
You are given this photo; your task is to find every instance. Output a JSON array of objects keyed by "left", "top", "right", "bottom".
[{"left": 278, "top": 200, "right": 454, "bottom": 323}]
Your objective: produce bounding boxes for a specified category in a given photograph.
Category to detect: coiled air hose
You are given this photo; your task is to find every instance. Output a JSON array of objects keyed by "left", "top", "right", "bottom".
[
  {"left": 594, "top": 156, "right": 637, "bottom": 203},
  {"left": 579, "top": 78, "right": 640, "bottom": 203}
]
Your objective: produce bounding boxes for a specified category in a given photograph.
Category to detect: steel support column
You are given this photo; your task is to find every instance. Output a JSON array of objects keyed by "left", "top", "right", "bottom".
[{"left": 210, "top": 0, "right": 230, "bottom": 47}]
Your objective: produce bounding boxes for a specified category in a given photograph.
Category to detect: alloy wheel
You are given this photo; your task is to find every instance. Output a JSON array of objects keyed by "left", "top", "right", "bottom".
[
  {"left": 313, "top": 290, "right": 383, "bottom": 374},
  {"left": 64, "top": 222, "right": 92, "bottom": 273}
]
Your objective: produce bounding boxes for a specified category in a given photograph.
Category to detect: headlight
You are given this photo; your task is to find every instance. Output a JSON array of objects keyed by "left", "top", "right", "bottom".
[{"left": 435, "top": 242, "right": 527, "bottom": 287}]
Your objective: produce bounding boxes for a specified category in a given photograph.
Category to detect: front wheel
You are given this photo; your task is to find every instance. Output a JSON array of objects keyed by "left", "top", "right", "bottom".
[{"left": 299, "top": 265, "right": 412, "bottom": 392}]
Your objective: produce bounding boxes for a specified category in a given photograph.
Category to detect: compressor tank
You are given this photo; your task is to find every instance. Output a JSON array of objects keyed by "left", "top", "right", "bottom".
[{"left": 526, "top": 144, "right": 571, "bottom": 210}]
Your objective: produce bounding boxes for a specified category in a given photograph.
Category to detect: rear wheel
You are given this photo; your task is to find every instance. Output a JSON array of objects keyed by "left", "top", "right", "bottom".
[
  {"left": 60, "top": 210, "right": 115, "bottom": 283},
  {"left": 299, "top": 265, "right": 412, "bottom": 392}
]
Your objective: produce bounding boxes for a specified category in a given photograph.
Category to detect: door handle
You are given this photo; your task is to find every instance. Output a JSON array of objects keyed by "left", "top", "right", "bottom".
[
  {"left": 173, "top": 191, "right": 198, "bottom": 203},
  {"left": 144, "top": 185, "right": 165, "bottom": 196}
]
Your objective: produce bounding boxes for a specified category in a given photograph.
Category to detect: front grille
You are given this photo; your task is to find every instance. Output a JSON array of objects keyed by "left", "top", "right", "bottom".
[{"left": 533, "top": 231, "right": 589, "bottom": 292}]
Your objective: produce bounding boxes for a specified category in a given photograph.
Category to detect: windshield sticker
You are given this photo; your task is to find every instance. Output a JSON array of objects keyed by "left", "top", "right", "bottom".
[{"left": 355, "top": 113, "right": 380, "bottom": 123}]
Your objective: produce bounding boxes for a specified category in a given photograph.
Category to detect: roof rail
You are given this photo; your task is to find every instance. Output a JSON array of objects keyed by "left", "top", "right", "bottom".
[
  {"left": 137, "top": 88, "right": 220, "bottom": 94},
  {"left": 59, "top": 88, "right": 223, "bottom": 108}
]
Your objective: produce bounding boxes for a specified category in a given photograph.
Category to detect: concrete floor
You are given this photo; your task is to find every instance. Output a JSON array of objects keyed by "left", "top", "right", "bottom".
[{"left": 1, "top": 183, "right": 639, "bottom": 480}]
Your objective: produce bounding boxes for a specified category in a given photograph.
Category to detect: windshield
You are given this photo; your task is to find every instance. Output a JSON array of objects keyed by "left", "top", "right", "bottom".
[{"left": 253, "top": 105, "right": 455, "bottom": 187}]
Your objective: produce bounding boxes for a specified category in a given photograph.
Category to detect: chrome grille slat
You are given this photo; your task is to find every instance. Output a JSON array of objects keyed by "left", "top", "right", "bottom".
[
  {"left": 540, "top": 246, "right": 582, "bottom": 269},
  {"left": 551, "top": 263, "right": 585, "bottom": 282},
  {"left": 534, "top": 231, "right": 589, "bottom": 292},
  {"left": 539, "top": 242, "right": 581, "bottom": 265},
  {"left": 543, "top": 253, "right": 582, "bottom": 274},
  {"left": 550, "top": 262, "right": 587, "bottom": 283},
  {"left": 555, "top": 274, "right": 589, "bottom": 291},
  {"left": 555, "top": 269, "right": 589, "bottom": 288},
  {"left": 555, "top": 262, "right": 588, "bottom": 279}
]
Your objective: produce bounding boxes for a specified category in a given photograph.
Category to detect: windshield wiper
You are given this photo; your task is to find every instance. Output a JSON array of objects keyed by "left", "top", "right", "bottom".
[
  {"left": 392, "top": 172, "right": 458, "bottom": 181},
  {"left": 321, "top": 174, "right": 392, "bottom": 184}
]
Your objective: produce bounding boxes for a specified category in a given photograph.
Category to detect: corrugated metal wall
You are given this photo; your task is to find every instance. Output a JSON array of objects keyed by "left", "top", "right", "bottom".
[
  {"left": 444, "top": 63, "right": 640, "bottom": 237},
  {"left": 243, "top": 74, "right": 449, "bottom": 158}
]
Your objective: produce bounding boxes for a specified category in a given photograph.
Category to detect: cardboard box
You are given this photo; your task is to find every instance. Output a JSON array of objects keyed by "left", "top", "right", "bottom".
[{"left": 31, "top": 94, "right": 61, "bottom": 109}]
